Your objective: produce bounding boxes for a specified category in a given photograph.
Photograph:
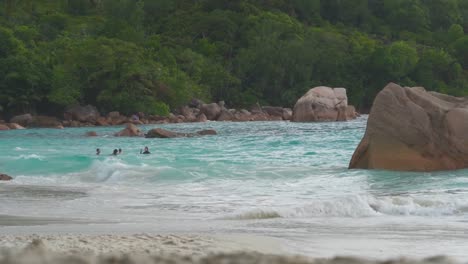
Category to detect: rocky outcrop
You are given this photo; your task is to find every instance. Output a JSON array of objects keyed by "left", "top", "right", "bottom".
[
  {"left": 345, "top": 105, "right": 358, "bottom": 120},
  {"left": 292, "top": 86, "right": 357, "bottom": 122},
  {"left": 95, "top": 117, "right": 109, "bottom": 126},
  {"left": 0, "top": 174, "right": 12, "bottom": 181},
  {"left": 4, "top": 101, "right": 297, "bottom": 128},
  {"left": 262, "top": 106, "right": 284, "bottom": 118},
  {"left": 282, "top": 108, "right": 293, "bottom": 120},
  {"left": 196, "top": 113, "right": 207, "bottom": 122},
  {"left": 349, "top": 82, "right": 468, "bottom": 172},
  {"left": 217, "top": 109, "right": 235, "bottom": 121},
  {"left": 233, "top": 110, "right": 252, "bottom": 122},
  {"left": 7, "top": 123, "right": 25, "bottom": 129},
  {"left": 114, "top": 123, "right": 142, "bottom": 137},
  {"left": 200, "top": 103, "right": 222, "bottom": 120},
  {"left": 0, "top": 124, "right": 10, "bottom": 130},
  {"left": 145, "top": 128, "right": 186, "bottom": 138},
  {"left": 10, "top": 114, "right": 33, "bottom": 127},
  {"left": 65, "top": 105, "right": 100, "bottom": 123},
  {"left": 145, "top": 128, "right": 217, "bottom": 138},
  {"left": 30, "top": 116, "right": 62, "bottom": 128}
]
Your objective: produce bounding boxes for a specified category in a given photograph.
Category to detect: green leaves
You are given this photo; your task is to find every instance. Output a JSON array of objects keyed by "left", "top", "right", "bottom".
[{"left": 0, "top": 0, "right": 467, "bottom": 116}]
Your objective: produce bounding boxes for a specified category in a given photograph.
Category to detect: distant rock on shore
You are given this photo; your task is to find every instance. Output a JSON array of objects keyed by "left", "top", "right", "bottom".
[
  {"left": 0, "top": 174, "right": 12, "bottom": 181},
  {"left": 145, "top": 128, "right": 217, "bottom": 138},
  {"left": 349, "top": 82, "right": 468, "bottom": 172},
  {"left": 114, "top": 123, "right": 143, "bottom": 137},
  {"left": 3, "top": 98, "right": 305, "bottom": 130},
  {"left": 292, "top": 86, "right": 358, "bottom": 122}
]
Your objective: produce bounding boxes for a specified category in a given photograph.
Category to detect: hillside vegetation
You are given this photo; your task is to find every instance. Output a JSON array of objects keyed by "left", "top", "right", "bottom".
[{"left": 1, "top": 0, "right": 467, "bottom": 117}]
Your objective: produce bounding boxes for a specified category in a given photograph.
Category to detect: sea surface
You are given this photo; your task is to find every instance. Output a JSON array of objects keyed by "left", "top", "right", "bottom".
[{"left": 1, "top": 117, "right": 468, "bottom": 259}]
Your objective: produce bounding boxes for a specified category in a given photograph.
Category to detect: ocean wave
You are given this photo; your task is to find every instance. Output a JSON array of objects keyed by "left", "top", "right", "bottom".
[
  {"left": 368, "top": 195, "right": 468, "bottom": 217},
  {"left": 282, "top": 195, "right": 379, "bottom": 218},
  {"left": 278, "top": 194, "right": 468, "bottom": 218},
  {"left": 222, "top": 210, "right": 282, "bottom": 220}
]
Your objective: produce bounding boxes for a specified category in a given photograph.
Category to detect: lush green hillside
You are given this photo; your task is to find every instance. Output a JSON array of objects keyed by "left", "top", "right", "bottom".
[{"left": 1, "top": 0, "right": 467, "bottom": 117}]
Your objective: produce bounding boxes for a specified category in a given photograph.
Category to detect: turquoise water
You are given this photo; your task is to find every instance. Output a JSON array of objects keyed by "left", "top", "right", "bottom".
[{"left": 1, "top": 117, "right": 468, "bottom": 258}]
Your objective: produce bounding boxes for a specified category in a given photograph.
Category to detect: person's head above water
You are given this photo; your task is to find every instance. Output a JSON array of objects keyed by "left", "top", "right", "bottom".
[
  {"left": 141, "top": 146, "right": 150, "bottom": 154},
  {"left": 96, "top": 148, "right": 100, "bottom": 155},
  {"left": 118, "top": 148, "right": 122, "bottom": 154},
  {"left": 112, "top": 149, "right": 118, "bottom": 155}
]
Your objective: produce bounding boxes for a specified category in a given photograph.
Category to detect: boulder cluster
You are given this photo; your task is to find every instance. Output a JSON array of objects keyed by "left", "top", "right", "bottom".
[
  {"left": 1, "top": 87, "right": 362, "bottom": 130},
  {"left": 1, "top": 102, "right": 295, "bottom": 130},
  {"left": 111, "top": 124, "right": 217, "bottom": 139}
]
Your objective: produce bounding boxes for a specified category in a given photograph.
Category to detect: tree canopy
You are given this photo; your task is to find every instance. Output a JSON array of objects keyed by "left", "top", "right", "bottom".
[{"left": 0, "top": 0, "right": 467, "bottom": 116}]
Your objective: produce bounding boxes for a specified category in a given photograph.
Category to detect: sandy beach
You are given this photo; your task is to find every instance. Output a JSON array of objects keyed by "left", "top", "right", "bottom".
[{"left": 0, "top": 233, "right": 458, "bottom": 264}]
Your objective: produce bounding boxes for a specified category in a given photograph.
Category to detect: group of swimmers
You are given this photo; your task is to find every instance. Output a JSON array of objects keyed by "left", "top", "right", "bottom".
[{"left": 95, "top": 146, "right": 150, "bottom": 155}]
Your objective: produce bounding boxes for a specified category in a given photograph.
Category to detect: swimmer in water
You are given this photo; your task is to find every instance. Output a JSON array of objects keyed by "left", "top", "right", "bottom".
[
  {"left": 140, "top": 146, "right": 150, "bottom": 154},
  {"left": 112, "top": 149, "right": 118, "bottom": 155},
  {"left": 96, "top": 148, "right": 101, "bottom": 155},
  {"left": 118, "top": 148, "right": 122, "bottom": 155}
]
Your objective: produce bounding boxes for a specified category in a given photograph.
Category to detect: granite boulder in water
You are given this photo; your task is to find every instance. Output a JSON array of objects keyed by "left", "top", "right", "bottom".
[
  {"left": 292, "top": 86, "right": 357, "bottom": 122},
  {"left": 114, "top": 123, "right": 142, "bottom": 137},
  {"left": 146, "top": 128, "right": 217, "bottom": 138},
  {"left": 349, "top": 82, "right": 468, "bottom": 172},
  {"left": 0, "top": 174, "right": 12, "bottom": 181}
]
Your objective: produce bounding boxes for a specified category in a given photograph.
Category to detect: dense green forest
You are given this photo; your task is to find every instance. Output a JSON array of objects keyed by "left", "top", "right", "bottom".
[{"left": 0, "top": 0, "right": 467, "bottom": 117}]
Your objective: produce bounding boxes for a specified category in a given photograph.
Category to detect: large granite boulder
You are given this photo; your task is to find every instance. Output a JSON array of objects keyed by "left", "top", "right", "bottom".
[
  {"left": 196, "top": 113, "right": 208, "bottom": 122},
  {"left": 95, "top": 117, "right": 109, "bottom": 126},
  {"left": 262, "top": 106, "right": 284, "bottom": 118},
  {"left": 180, "top": 106, "right": 197, "bottom": 122},
  {"left": 65, "top": 105, "right": 100, "bottom": 123},
  {"left": 188, "top": 98, "right": 205, "bottom": 109},
  {"left": 349, "top": 82, "right": 468, "bottom": 172},
  {"left": 0, "top": 124, "right": 10, "bottom": 130},
  {"left": 292, "top": 86, "right": 355, "bottom": 122},
  {"left": 145, "top": 128, "right": 217, "bottom": 138},
  {"left": 217, "top": 109, "right": 234, "bottom": 121},
  {"left": 234, "top": 110, "right": 252, "bottom": 122},
  {"left": 197, "top": 129, "right": 217, "bottom": 136},
  {"left": 200, "top": 103, "right": 222, "bottom": 120},
  {"left": 0, "top": 174, "right": 12, "bottom": 181},
  {"left": 10, "top": 114, "right": 32, "bottom": 127},
  {"left": 282, "top": 108, "right": 293, "bottom": 120},
  {"left": 6, "top": 123, "right": 25, "bottom": 129},
  {"left": 114, "top": 123, "right": 142, "bottom": 137},
  {"left": 30, "top": 116, "right": 62, "bottom": 128},
  {"left": 146, "top": 128, "right": 188, "bottom": 138}
]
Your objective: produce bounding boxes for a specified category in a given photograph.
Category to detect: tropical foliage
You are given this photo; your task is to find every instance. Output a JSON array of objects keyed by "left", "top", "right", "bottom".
[{"left": 1, "top": 0, "right": 467, "bottom": 116}]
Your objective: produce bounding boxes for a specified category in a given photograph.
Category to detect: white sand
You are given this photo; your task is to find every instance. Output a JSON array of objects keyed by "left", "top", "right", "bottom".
[
  {"left": 0, "top": 233, "right": 283, "bottom": 256},
  {"left": 0, "top": 234, "right": 458, "bottom": 264}
]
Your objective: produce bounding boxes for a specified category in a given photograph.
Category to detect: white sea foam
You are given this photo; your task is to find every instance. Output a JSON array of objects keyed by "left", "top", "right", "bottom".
[{"left": 14, "top": 154, "right": 44, "bottom": 160}]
